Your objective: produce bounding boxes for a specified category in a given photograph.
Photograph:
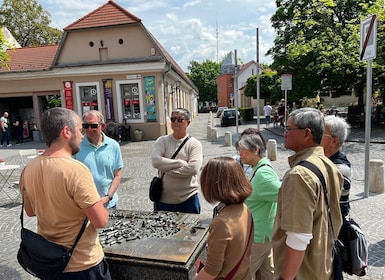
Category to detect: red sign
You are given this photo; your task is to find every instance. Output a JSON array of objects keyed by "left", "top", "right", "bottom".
[{"left": 63, "top": 81, "right": 74, "bottom": 110}]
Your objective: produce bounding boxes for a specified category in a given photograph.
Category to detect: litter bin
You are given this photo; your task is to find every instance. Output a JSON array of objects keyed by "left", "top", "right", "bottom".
[{"left": 32, "top": 130, "right": 41, "bottom": 142}]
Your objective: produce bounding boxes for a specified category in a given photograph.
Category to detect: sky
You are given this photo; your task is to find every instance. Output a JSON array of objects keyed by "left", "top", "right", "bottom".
[{"left": 16, "top": 0, "right": 278, "bottom": 72}]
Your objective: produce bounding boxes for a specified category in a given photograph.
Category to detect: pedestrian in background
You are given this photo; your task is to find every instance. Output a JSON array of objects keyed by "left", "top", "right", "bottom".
[
  {"left": 195, "top": 157, "right": 253, "bottom": 280},
  {"left": 74, "top": 110, "right": 123, "bottom": 209},
  {"left": 13, "top": 114, "right": 24, "bottom": 144},
  {"left": 236, "top": 129, "right": 281, "bottom": 279},
  {"left": 273, "top": 107, "right": 343, "bottom": 280},
  {"left": 19, "top": 107, "right": 111, "bottom": 279},
  {"left": 151, "top": 108, "right": 203, "bottom": 214},
  {"left": 0, "top": 111, "right": 12, "bottom": 147},
  {"left": 321, "top": 115, "right": 352, "bottom": 279},
  {"left": 263, "top": 102, "right": 273, "bottom": 127}
]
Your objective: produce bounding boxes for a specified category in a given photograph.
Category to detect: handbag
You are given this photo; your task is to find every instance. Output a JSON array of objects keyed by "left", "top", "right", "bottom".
[
  {"left": 17, "top": 202, "right": 88, "bottom": 280},
  {"left": 149, "top": 135, "right": 191, "bottom": 202}
]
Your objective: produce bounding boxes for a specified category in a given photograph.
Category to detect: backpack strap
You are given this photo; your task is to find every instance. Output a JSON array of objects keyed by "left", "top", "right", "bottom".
[{"left": 297, "top": 161, "right": 337, "bottom": 239}]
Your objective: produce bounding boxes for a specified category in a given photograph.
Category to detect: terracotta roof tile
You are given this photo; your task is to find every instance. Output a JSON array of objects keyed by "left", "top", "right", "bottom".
[
  {"left": 0, "top": 45, "right": 58, "bottom": 72},
  {"left": 64, "top": 0, "right": 141, "bottom": 31}
]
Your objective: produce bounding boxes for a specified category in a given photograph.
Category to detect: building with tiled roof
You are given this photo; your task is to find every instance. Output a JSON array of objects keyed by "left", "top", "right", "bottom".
[{"left": 0, "top": 0, "right": 198, "bottom": 141}]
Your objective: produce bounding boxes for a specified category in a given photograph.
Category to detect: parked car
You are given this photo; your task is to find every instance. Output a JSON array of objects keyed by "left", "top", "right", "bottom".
[
  {"left": 216, "top": 106, "right": 228, "bottom": 118},
  {"left": 220, "top": 108, "right": 241, "bottom": 127}
]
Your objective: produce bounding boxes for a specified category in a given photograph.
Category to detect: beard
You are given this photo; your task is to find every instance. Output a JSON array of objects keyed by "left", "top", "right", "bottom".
[{"left": 69, "top": 134, "right": 80, "bottom": 155}]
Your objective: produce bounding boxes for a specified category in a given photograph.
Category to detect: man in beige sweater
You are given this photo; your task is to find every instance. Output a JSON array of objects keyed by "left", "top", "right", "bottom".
[{"left": 151, "top": 108, "right": 203, "bottom": 214}]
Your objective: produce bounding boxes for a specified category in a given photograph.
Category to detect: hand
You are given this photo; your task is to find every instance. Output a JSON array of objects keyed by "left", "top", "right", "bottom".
[{"left": 101, "top": 196, "right": 110, "bottom": 206}]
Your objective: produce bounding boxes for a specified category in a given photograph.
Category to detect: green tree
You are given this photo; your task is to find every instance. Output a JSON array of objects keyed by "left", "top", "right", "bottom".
[
  {"left": 268, "top": 0, "right": 377, "bottom": 105},
  {"left": 0, "top": 28, "right": 10, "bottom": 68},
  {"left": 0, "top": 0, "right": 62, "bottom": 47},
  {"left": 244, "top": 68, "right": 282, "bottom": 104},
  {"left": 187, "top": 60, "right": 220, "bottom": 104}
]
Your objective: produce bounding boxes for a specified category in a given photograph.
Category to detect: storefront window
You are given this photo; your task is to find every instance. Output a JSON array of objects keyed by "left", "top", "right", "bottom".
[
  {"left": 79, "top": 85, "right": 98, "bottom": 114},
  {"left": 121, "top": 83, "right": 141, "bottom": 120}
]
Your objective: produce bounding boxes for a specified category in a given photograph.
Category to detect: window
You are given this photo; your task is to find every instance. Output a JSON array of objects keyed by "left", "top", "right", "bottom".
[
  {"left": 116, "top": 79, "right": 144, "bottom": 123},
  {"left": 76, "top": 82, "right": 101, "bottom": 116}
]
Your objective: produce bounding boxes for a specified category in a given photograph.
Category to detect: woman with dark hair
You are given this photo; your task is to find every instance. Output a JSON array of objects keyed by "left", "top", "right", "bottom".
[{"left": 195, "top": 157, "right": 253, "bottom": 280}]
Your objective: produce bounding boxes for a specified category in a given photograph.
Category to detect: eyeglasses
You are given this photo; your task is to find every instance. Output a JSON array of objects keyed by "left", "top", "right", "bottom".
[
  {"left": 284, "top": 126, "right": 306, "bottom": 133},
  {"left": 82, "top": 123, "right": 100, "bottom": 129},
  {"left": 170, "top": 117, "right": 186, "bottom": 123},
  {"left": 323, "top": 133, "right": 335, "bottom": 137}
]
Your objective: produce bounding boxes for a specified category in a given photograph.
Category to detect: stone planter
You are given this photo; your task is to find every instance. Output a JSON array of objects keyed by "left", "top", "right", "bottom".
[{"left": 134, "top": 131, "right": 143, "bottom": 141}]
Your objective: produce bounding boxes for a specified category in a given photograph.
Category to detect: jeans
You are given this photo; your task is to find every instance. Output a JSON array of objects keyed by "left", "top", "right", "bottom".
[
  {"left": 58, "top": 259, "right": 111, "bottom": 280},
  {"left": 154, "top": 193, "right": 201, "bottom": 214},
  {"left": 1, "top": 128, "right": 9, "bottom": 145}
]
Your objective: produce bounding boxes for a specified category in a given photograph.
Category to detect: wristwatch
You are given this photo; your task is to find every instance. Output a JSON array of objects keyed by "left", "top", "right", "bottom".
[{"left": 107, "top": 194, "right": 113, "bottom": 201}]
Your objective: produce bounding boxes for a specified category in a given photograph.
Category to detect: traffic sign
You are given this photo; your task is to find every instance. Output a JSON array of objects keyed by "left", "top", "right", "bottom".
[
  {"left": 281, "top": 74, "right": 292, "bottom": 91},
  {"left": 360, "top": 14, "right": 377, "bottom": 61}
]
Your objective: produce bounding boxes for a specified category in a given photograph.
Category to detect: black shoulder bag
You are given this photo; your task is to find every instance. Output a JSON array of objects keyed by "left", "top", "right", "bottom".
[
  {"left": 17, "top": 202, "right": 88, "bottom": 280},
  {"left": 149, "top": 135, "right": 191, "bottom": 202}
]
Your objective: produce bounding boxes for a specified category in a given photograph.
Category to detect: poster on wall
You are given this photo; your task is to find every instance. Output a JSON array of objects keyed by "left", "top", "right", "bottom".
[
  {"left": 144, "top": 76, "right": 156, "bottom": 122},
  {"left": 63, "top": 81, "right": 73, "bottom": 110},
  {"left": 103, "top": 79, "right": 114, "bottom": 122}
]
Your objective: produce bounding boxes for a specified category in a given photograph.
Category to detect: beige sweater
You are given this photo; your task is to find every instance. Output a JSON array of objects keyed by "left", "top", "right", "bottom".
[{"left": 151, "top": 134, "right": 203, "bottom": 204}]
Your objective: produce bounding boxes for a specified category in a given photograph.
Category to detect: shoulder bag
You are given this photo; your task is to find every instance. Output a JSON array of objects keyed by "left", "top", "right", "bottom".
[
  {"left": 17, "top": 202, "right": 88, "bottom": 280},
  {"left": 149, "top": 135, "right": 191, "bottom": 202}
]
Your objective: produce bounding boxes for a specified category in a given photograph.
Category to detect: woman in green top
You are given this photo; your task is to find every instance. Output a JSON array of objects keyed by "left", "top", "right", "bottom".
[{"left": 235, "top": 130, "right": 281, "bottom": 279}]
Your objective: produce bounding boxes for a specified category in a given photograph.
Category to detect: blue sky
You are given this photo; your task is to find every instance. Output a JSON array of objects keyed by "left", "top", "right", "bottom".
[{"left": 23, "top": 0, "right": 277, "bottom": 71}]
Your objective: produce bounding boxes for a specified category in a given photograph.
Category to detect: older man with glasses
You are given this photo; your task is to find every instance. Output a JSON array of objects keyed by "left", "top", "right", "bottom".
[
  {"left": 273, "top": 107, "right": 343, "bottom": 280},
  {"left": 151, "top": 108, "right": 203, "bottom": 214},
  {"left": 74, "top": 110, "right": 123, "bottom": 209}
]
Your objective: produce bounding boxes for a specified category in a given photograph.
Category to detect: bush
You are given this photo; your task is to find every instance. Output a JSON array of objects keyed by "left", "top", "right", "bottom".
[{"left": 239, "top": 107, "right": 254, "bottom": 121}]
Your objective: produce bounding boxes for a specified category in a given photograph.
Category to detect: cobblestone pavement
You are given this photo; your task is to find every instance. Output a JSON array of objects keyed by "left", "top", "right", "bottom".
[{"left": 0, "top": 113, "right": 384, "bottom": 279}]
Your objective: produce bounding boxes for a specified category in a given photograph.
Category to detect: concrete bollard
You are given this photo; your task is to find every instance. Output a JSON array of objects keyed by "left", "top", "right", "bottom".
[
  {"left": 224, "top": 131, "right": 232, "bottom": 146},
  {"left": 369, "top": 159, "right": 385, "bottom": 193},
  {"left": 211, "top": 128, "right": 217, "bottom": 141},
  {"left": 207, "top": 125, "right": 212, "bottom": 138},
  {"left": 267, "top": 139, "right": 277, "bottom": 161}
]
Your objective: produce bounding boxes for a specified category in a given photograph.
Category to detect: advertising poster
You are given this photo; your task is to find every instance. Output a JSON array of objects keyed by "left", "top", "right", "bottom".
[
  {"left": 103, "top": 79, "right": 114, "bottom": 121},
  {"left": 63, "top": 81, "right": 73, "bottom": 110},
  {"left": 144, "top": 76, "right": 157, "bottom": 122}
]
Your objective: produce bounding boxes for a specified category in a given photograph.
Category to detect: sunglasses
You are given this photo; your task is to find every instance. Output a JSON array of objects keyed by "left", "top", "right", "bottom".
[
  {"left": 170, "top": 117, "right": 186, "bottom": 123},
  {"left": 82, "top": 123, "right": 100, "bottom": 129}
]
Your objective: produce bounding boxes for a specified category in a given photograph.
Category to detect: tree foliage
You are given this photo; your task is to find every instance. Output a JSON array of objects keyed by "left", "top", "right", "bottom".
[
  {"left": 244, "top": 69, "right": 282, "bottom": 103},
  {"left": 267, "top": 0, "right": 385, "bottom": 106},
  {"left": 0, "top": 0, "right": 62, "bottom": 47},
  {"left": 187, "top": 60, "right": 221, "bottom": 103},
  {"left": 0, "top": 28, "right": 10, "bottom": 68}
]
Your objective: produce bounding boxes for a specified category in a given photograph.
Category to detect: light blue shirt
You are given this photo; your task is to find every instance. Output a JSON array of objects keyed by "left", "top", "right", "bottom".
[{"left": 74, "top": 133, "right": 123, "bottom": 208}]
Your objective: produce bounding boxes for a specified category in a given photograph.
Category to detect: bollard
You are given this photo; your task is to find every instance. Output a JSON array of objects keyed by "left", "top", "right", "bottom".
[
  {"left": 267, "top": 139, "right": 277, "bottom": 161},
  {"left": 224, "top": 131, "right": 232, "bottom": 146},
  {"left": 369, "top": 159, "right": 384, "bottom": 193},
  {"left": 211, "top": 128, "right": 217, "bottom": 141},
  {"left": 207, "top": 125, "right": 212, "bottom": 138}
]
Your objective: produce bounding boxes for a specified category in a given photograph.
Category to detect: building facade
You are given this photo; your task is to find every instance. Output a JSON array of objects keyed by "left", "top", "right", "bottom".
[{"left": 0, "top": 1, "right": 198, "bottom": 141}]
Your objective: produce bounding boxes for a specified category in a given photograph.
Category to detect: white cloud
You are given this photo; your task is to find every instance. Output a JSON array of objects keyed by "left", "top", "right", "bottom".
[{"left": 34, "top": 0, "right": 277, "bottom": 70}]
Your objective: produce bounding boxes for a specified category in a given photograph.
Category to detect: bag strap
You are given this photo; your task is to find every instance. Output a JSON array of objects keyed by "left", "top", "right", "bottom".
[
  {"left": 20, "top": 202, "right": 88, "bottom": 253},
  {"left": 297, "top": 161, "right": 337, "bottom": 239},
  {"left": 249, "top": 163, "right": 272, "bottom": 182},
  {"left": 224, "top": 215, "right": 254, "bottom": 280},
  {"left": 160, "top": 135, "right": 191, "bottom": 178}
]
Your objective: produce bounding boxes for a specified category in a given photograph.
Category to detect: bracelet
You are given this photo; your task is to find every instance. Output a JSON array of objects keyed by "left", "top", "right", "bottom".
[{"left": 106, "top": 194, "right": 113, "bottom": 201}]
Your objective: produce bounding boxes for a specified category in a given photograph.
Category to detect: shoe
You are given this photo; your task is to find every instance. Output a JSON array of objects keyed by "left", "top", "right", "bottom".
[{"left": 7, "top": 144, "right": 12, "bottom": 147}]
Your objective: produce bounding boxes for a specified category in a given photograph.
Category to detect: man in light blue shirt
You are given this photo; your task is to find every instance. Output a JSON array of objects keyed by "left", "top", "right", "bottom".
[{"left": 74, "top": 110, "right": 123, "bottom": 208}]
